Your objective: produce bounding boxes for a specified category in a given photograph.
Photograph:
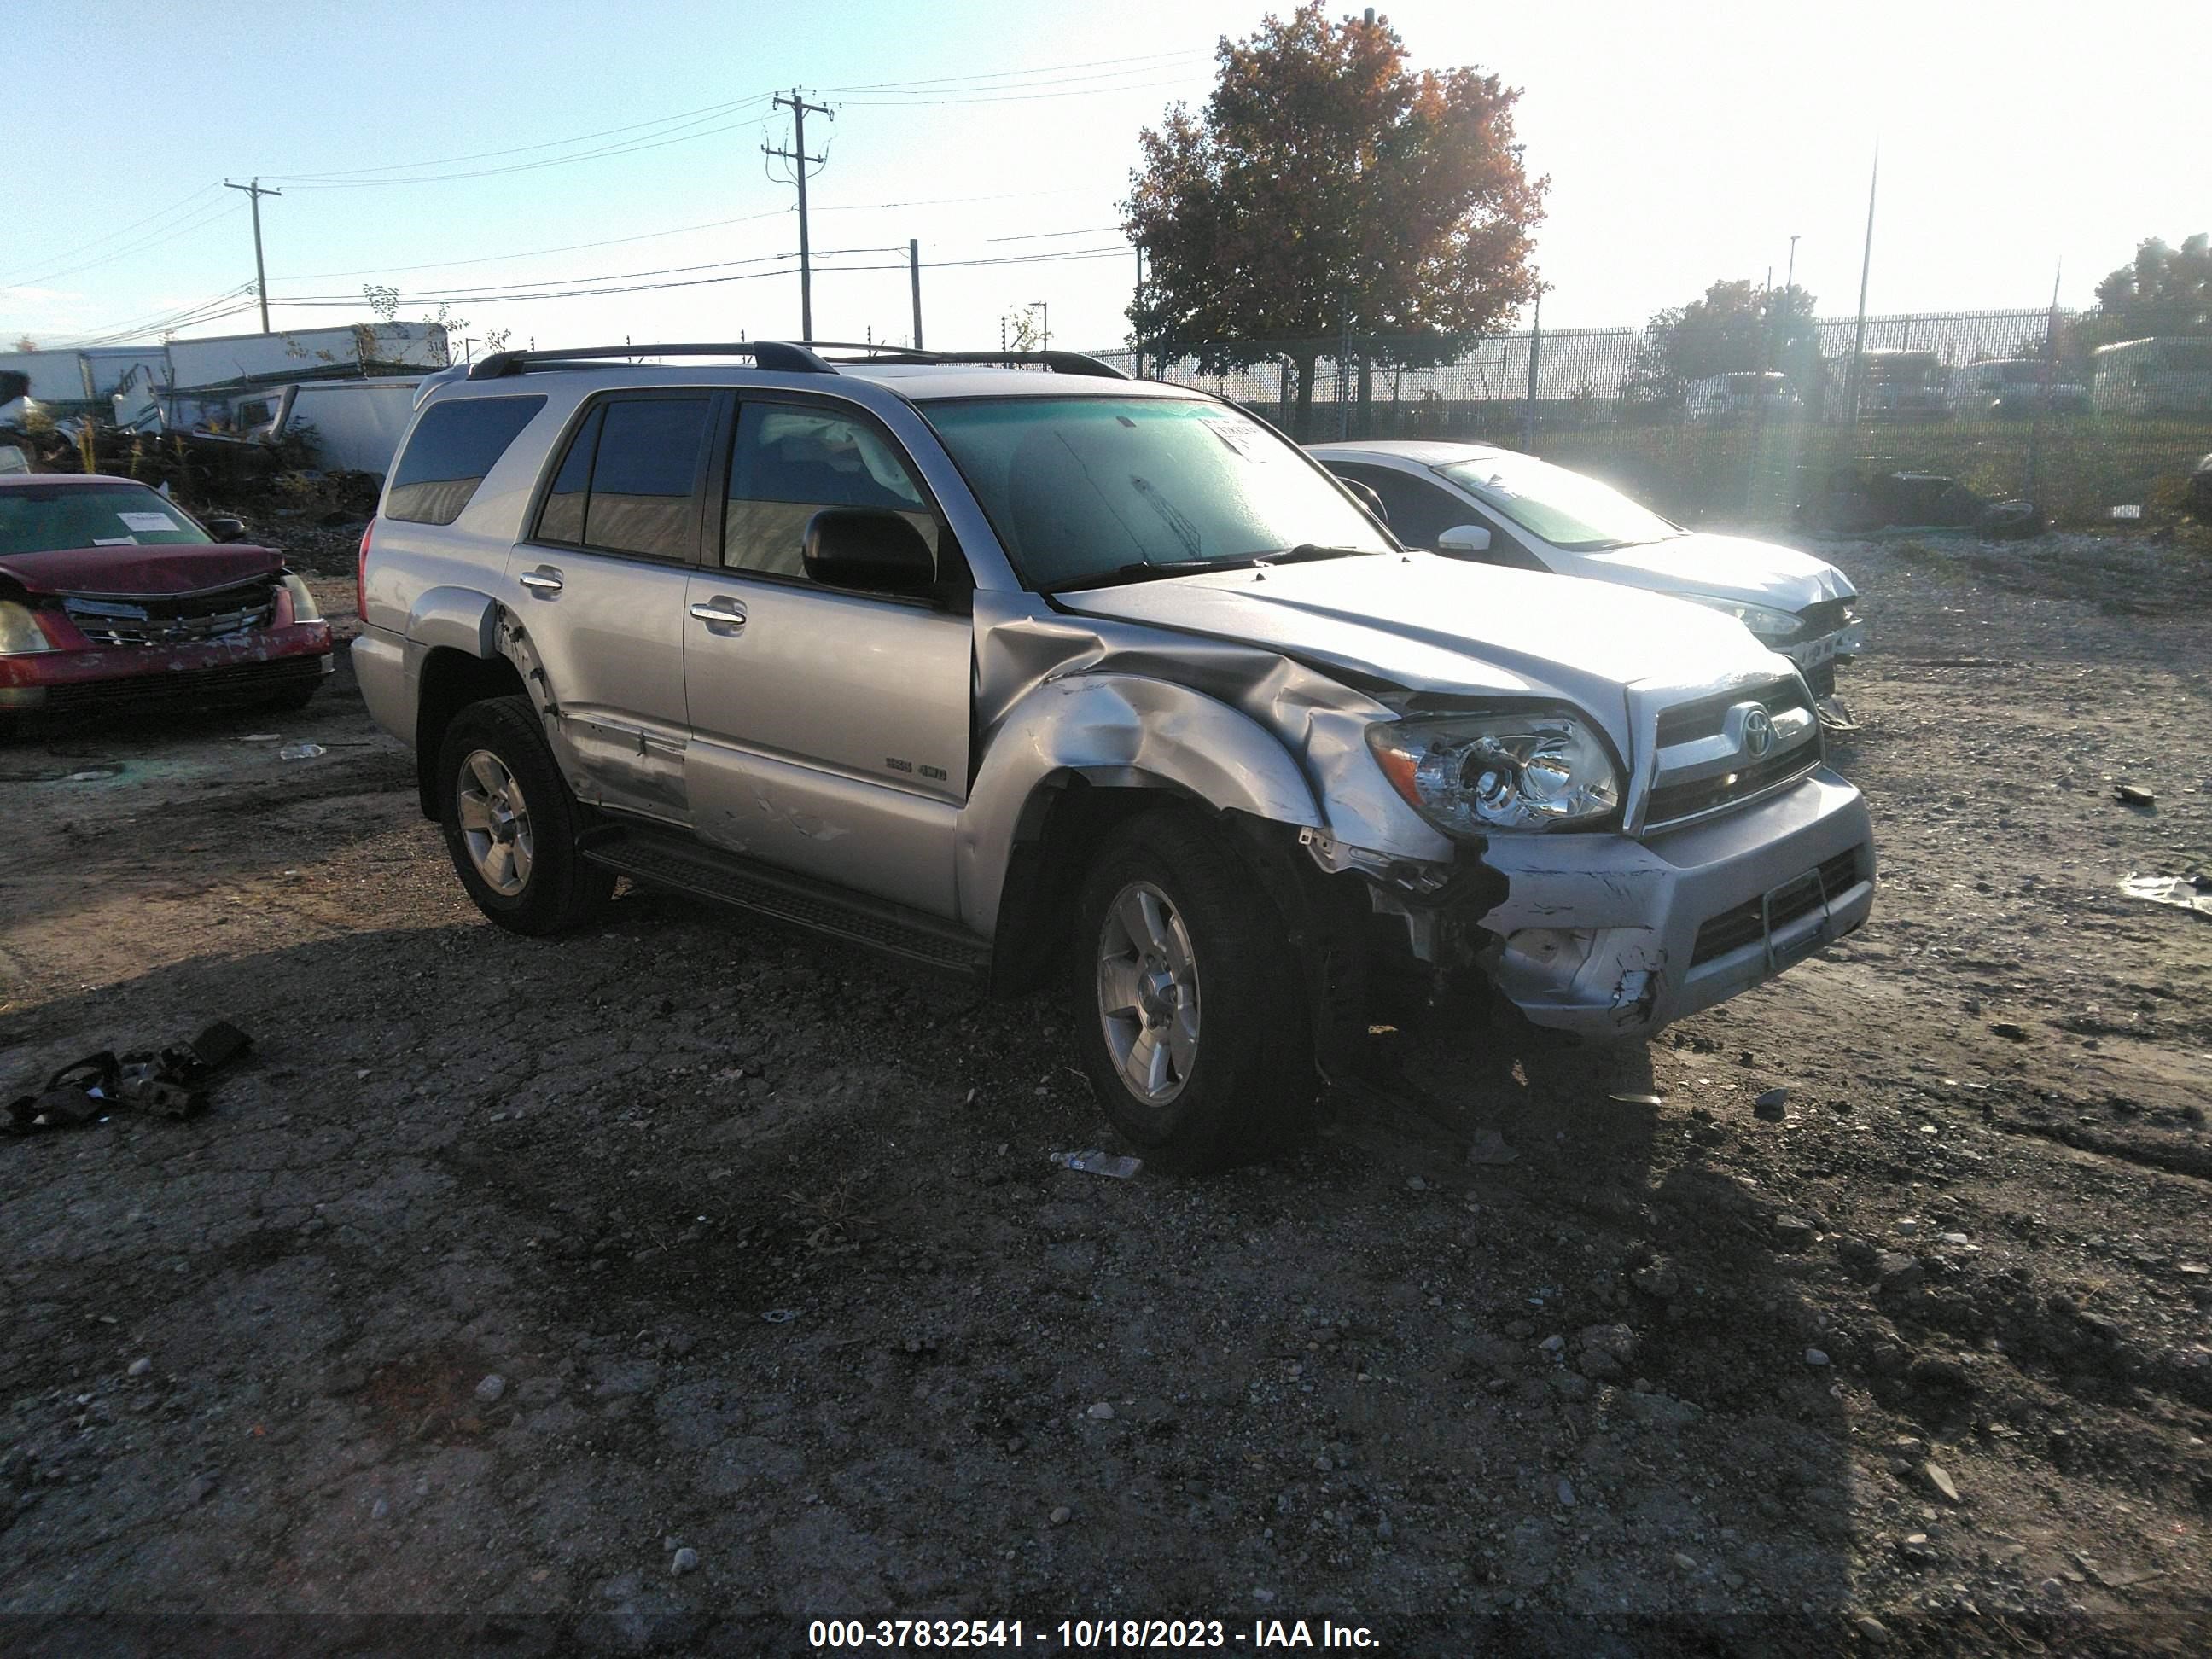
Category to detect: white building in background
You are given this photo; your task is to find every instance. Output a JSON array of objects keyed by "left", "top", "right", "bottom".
[{"left": 2, "top": 323, "right": 447, "bottom": 474}]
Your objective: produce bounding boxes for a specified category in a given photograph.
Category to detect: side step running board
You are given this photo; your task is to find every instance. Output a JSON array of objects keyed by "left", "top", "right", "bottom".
[{"left": 579, "top": 824, "right": 992, "bottom": 979}]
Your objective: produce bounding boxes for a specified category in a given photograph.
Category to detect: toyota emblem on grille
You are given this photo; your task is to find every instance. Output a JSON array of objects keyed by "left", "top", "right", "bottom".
[{"left": 1742, "top": 706, "right": 1774, "bottom": 758}]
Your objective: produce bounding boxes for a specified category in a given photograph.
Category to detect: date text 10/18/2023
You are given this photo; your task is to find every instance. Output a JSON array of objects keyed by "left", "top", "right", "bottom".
[{"left": 806, "top": 1619, "right": 1382, "bottom": 1650}]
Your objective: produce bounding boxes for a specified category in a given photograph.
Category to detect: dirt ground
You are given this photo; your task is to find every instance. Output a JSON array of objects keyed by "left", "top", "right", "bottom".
[{"left": 2, "top": 522, "right": 2208, "bottom": 1656}]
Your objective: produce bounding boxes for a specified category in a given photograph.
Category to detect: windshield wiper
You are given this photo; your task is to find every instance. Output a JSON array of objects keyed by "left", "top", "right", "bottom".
[
  {"left": 1045, "top": 556, "right": 1260, "bottom": 592},
  {"left": 1269, "top": 544, "right": 1381, "bottom": 564},
  {"left": 1043, "top": 544, "right": 1379, "bottom": 592}
]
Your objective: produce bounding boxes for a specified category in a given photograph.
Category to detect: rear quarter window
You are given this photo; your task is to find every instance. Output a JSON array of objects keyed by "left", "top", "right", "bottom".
[{"left": 386, "top": 395, "right": 546, "bottom": 526}]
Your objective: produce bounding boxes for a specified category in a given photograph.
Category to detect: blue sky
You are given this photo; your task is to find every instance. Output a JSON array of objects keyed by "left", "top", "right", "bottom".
[{"left": 5, "top": 0, "right": 2200, "bottom": 354}]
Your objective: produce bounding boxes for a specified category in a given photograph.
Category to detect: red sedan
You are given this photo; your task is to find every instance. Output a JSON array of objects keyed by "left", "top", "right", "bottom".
[{"left": 0, "top": 474, "right": 333, "bottom": 725}]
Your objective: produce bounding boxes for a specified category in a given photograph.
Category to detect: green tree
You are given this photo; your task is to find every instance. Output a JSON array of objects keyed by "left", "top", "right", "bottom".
[
  {"left": 1123, "top": 3, "right": 1545, "bottom": 433},
  {"left": 2079, "top": 233, "right": 2211, "bottom": 350},
  {"left": 1623, "top": 279, "right": 1823, "bottom": 411}
]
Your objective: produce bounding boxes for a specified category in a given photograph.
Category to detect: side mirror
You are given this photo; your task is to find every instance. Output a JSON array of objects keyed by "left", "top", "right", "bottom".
[
  {"left": 803, "top": 508, "right": 937, "bottom": 597},
  {"left": 203, "top": 515, "right": 247, "bottom": 543},
  {"left": 1437, "top": 523, "right": 1492, "bottom": 555},
  {"left": 1339, "top": 476, "right": 1388, "bottom": 526}
]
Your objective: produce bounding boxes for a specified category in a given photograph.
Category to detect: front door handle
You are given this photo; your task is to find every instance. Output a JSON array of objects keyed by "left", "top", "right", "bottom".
[
  {"left": 688, "top": 600, "right": 747, "bottom": 629},
  {"left": 520, "top": 568, "right": 564, "bottom": 595}
]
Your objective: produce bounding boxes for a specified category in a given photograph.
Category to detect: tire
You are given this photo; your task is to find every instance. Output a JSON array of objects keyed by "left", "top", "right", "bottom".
[
  {"left": 1068, "top": 809, "right": 1313, "bottom": 1171},
  {"left": 260, "top": 680, "right": 320, "bottom": 713},
  {"left": 436, "top": 694, "right": 614, "bottom": 935}
]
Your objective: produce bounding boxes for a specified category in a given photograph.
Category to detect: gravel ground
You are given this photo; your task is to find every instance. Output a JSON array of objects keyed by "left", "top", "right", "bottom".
[{"left": 0, "top": 526, "right": 2207, "bottom": 1656}]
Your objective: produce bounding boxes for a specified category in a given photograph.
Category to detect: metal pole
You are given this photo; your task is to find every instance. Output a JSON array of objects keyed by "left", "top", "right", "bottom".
[
  {"left": 908, "top": 239, "right": 923, "bottom": 349},
  {"left": 1132, "top": 244, "right": 1144, "bottom": 381},
  {"left": 224, "top": 178, "right": 281, "bottom": 334},
  {"left": 1785, "top": 235, "right": 1799, "bottom": 294},
  {"left": 767, "top": 90, "right": 832, "bottom": 340},
  {"left": 2028, "top": 260, "right": 2061, "bottom": 521},
  {"left": 1338, "top": 318, "right": 1353, "bottom": 440},
  {"left": 1846, "top": 150, "right": 1878, "bottom": 425},
  {"left": 1522, "top": 288, "right": 1542, "bottom": 451}
]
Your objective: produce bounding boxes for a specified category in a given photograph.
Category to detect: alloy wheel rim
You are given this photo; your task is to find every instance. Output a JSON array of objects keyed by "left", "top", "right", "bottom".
[
  {"left": 456, "top": 748, "right": 533, "bottom": 897},
  {"left": 1096, "top": 880, "right": 1200, "bottom": 1105}
]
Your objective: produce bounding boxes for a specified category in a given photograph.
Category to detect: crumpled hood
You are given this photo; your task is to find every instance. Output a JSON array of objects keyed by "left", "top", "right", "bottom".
[
  {"left": 1057, "top": 553, "right": 1787, "bottom": 739},
  {"left": 1569, "top": 533, "right": 1855, "bottom": 609},
  {"left": 0, "top": 542, "right": 285, "bottom": 598}
]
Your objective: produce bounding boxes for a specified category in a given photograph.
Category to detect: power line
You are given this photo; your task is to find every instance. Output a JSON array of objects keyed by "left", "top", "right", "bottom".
[
  {"left": 817, "top": 49, "right": 1198, "bottom": 93},
  {"left": 270, "top": 105, "right": 777, "bottom": 189},
  {"left": 262, "top": 94, "right": 775, "bottom": 183},
  {"left": 987, "top": 224, "right": 1125, "bottom": 242},
  {"left": 4, "top": 201, "right": 242, "bottom": 291},
  {"left": 265, "top": 243, "right": 1134, "bottom": 313},
  {"left": 275, "top": 189, "right": 1099, "bottom": 284},
  {"left": 276, "top": 208, "right": 798, "bottom": 282},
  {"left": 52, "top": 286, "right": 259, "bottom": 349},
  {"left": 0, "top": 183, "right": 222, "bottom": 287},
  {"left": 831, "top": 76, "right": 1203, "bottom": 108}
]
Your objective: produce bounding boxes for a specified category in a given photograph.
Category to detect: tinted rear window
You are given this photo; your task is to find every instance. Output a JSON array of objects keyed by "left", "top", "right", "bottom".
[{"left": 386, "top": 395, "right": 546, "bottom": 526}]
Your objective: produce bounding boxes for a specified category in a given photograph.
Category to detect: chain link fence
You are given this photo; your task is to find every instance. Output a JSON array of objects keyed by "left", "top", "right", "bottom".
[{"left": 1087, "top": 311, "right": 2212, "bottom": 530}]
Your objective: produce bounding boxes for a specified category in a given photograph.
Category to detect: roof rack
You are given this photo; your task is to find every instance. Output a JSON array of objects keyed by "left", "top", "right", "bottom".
[
  {"left": 801, "top": 344, "right": 1128, "bottom": 381},
  {"left": 469, "top": 341, "right": 835, "bottom": 380},
  {"left": 465, "top": 341, "right": 1128, "bottom": 381}
]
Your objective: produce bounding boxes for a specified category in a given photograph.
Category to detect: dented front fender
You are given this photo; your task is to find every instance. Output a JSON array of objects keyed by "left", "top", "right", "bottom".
[{"left": 958, "top": 672, "right": 1324, "bottom": 938}]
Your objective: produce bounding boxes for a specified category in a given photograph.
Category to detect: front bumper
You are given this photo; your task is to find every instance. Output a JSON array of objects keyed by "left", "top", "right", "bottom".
[
  {"left": 1780, "top": 619, "right": 1865, "bottom": 677},
  {"left": 0, "top": 622, "right": 334, "bottom": 713},
  {"left": 1470, "top": 767, "right": 1874, "bottom": 1039}
]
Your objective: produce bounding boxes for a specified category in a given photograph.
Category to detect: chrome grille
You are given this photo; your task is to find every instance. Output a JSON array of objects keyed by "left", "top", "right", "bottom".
[
  {"left": 1644, "top": 675, "right": 1821, "bottom": 832},
  {"left": 63, "top": 581, "right": 276, "bottom": 647}
]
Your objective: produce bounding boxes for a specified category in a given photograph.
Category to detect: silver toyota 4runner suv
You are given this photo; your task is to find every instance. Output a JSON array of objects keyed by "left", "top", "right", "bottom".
[{"left": 355, "top": 342, "right": 1875, "bottom": 1166}]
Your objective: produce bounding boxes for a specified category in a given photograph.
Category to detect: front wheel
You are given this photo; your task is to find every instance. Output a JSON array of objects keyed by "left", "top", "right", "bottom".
[
  {"left": 436, "top": 695, "right": 613, "bottom": 934},
  {"left": 1068, "top": 810, "right": 1312, "bottom": 1171}
]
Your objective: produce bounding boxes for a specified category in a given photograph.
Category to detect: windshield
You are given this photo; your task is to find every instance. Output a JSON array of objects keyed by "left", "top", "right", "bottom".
[
  {"left": 1866, "top": 355, "right": 1940, "bottom": 385},
  {"left": 920, "top": 395, "right": 1390, "bottom": 589},
  {"left": 0, "top": 482, "right": 212, "bottom": 555},
  {"left": 1432, "top": 452, "right": 1682, "bottom": 551}
]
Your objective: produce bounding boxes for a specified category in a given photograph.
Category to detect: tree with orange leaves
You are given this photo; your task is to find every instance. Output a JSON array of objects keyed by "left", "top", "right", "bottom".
[{"left": 1123, "top": 4, "right": 1545, "bottom": 434}]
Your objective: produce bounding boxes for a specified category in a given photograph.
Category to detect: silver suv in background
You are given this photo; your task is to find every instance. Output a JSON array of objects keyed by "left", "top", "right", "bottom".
[
  {"left": 1311, "top": 441, "right": 1866, "bottom": 702},
  {"left": 355, "top": 343, "right": 1876, "bottom": 1167}
]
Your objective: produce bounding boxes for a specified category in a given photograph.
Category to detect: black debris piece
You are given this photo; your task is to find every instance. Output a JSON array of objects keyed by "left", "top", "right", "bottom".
[{"left": 5, "top": 1024, "right": 253, "bottom": 1138}]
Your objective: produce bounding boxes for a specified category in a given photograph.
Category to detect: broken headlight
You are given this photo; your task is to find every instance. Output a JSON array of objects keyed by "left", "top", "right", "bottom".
[
  {"left": 1677, "top": 594, "right": 1802, "bottom": 643},
  {"left": 1368, "top": 709, "right": 1621, "bottom": 835},
  {"left": 279, "top": 572, "right": 323, "bottom": 622},
  {"left": 0, "top": 600, "right": 56, "bottom": 655}
]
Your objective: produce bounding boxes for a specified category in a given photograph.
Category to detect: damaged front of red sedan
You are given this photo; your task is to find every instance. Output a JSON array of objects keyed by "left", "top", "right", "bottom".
[{"left": 0, "top": 474, "right": 333, "bottom": 724}]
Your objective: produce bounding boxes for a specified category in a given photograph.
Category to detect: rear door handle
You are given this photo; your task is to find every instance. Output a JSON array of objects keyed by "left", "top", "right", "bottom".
[
  {"left": 688, "top": 599, "right": 747, "bottom": 629},
  {"left": 520, "top": 567, "right": 564, "bottom": 595}
]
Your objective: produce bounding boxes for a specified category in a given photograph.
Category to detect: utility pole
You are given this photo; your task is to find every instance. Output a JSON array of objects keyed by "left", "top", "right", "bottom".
[
  {"left": 1846, "top": 149, "right": 1878, "bottom": 425},
  {"left": 1785, "top": 233, "right": 1800, "bottom": 294},
  {"left": 908, "top": 239, "right": 923, "bottom": 350},
  {"left": 765, "top": 90, "right": 832, "bottom": 340},
  {"left": 223, "top": 178, "right": 282, "bottom": 334}
]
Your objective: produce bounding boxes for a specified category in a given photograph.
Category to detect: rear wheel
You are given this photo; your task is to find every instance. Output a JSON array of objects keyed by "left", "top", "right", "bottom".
[
  {"left": 437, "top": 695, "right": 613, "bottom": 934},
  {"left": 1068, "top": 809, "right": 1312, "bottom": 1171}
]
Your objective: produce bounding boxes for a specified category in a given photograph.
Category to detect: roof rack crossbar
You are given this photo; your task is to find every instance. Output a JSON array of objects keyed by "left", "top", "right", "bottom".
[
  {"left": 792, "top": 343, "right": 1126, "bottom": 380},
  {"left": 463, "top": 341, "right": 1129, "bottom": 382},
  {"left": 469, "top": 341, "right": 835, "bottom": 380}
]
